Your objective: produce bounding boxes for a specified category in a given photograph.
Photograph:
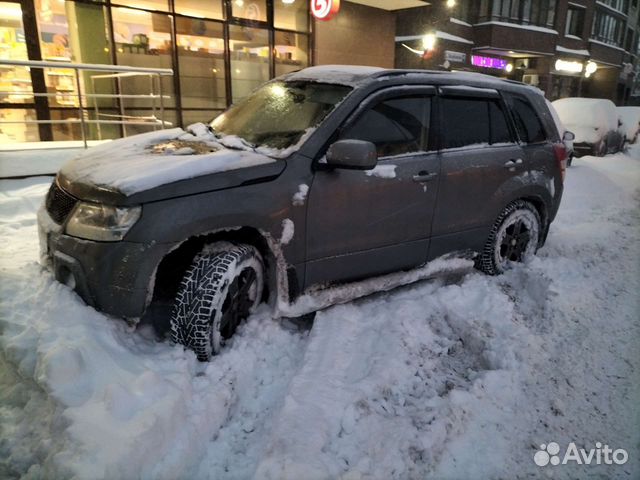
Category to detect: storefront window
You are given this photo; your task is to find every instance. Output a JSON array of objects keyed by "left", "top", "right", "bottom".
[
  {"left": 176, "top": 17, "right": 226, "bottom": 109},
  {"left": 274, "top": 0, "right": 308, "bottom": 32},
  {"left": 175, "top": 0, "right": 224, "bottom": 20},
  {"left": 0, "top": 2, "right": 32, "bottom": 104},
  {"left": 274, "top": 30, "right": 308, "bottom": 76},
  {"left": 112, "top": 7, "right": 175, "bottom": 107},
  {"left": 231, "top": 0, "right": 268, "bottom": 22},
  {"left": 229, "top": 25, "right": 269, "bottom": 102}
]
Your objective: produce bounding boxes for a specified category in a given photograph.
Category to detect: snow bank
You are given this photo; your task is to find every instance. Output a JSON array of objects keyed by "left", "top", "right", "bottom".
[{"left": 617, "top": 106, "right": 640, "bottom": 142}]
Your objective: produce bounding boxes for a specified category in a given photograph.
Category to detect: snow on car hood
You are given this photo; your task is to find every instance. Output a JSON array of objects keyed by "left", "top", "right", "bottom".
[{"left": 59, "top": 124, "right": 276, "bottom": 195}]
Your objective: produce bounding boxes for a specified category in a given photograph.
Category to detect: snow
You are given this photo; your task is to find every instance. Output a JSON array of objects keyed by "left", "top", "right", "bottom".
[
  {"left": 395, "top": 32, "right": 473, "bottom": 45},
  {"left": 280, "top": 219, "right": 295, "bottom": 245},
  {"left": 60, "top": 124, "right": 276, "bottom": 195},
  {"left": 474, "top": 20, "right": 559, "bottom": 35},
  {"left": 365, "top": 164, "right": 397, "bottom": 179},
  {"left": 449, "top": 17, "right": 472, "bottom": 27},
  {"left": 0, "top": 141, "right": 109, "bottom": 179},
  {"left": 555, "top": 45, "right": 590, "bottom": 57},
  {"left": 1, "top": 147, "right": 640, "bottom": 478},
  {"left": 283, "top": 65, "right": 384, "bottom": 86},
  {"left": 552, "top": 97, "right": 619, "bottom": 144},
  {"left": 617, "top": 106, "right": 640, "bottom": 142},
  {"left": 291, "top": 184, "right": 309, "bottom": 206}
]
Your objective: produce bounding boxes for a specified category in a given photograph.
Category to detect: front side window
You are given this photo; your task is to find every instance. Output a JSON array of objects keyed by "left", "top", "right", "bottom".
[
  {"left": 211, "top": 81, "right": 351, "bottom": 150},
  {"left": 341, "top": 96, "right": 432, "bottom": 157},
  {"left": 505, "top": 94, "right": 547, "bottom": 143},
  {"left": 441, "top": 97, "right": 514, "bottom": 149}
]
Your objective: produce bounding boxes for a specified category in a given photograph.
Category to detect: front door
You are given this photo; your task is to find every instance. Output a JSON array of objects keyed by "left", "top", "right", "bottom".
[{"left": 305, "top": 89, "right": 440, "bottom": 287}]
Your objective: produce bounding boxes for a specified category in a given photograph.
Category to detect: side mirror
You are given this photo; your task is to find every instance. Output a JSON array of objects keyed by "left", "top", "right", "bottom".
[
  {"left": 563, "top": 131, "right": 575, "bottom": 141},
  {"left": 326, "top": 140, "right": 377, "bottom": 170}
]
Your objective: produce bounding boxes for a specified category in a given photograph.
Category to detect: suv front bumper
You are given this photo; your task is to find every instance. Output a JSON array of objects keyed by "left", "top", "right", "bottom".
[{"left": 37, "top": 206, "right": 170, "bottom": 320}]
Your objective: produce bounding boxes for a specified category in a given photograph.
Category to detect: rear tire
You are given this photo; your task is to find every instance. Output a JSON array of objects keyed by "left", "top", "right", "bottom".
[
  {"left": 170, "top": 244, "right": 264, "bottom": 361},
  {"left": 477, "top": 200, "right": 541, "bottom": 275}
]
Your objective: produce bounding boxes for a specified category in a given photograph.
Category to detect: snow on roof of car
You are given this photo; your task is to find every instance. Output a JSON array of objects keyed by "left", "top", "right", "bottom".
[
  {"left": 285, "top": 66, "right": 542, "bottom": 95},
  {"left": 283, "top": 65, "right": 385, "bottom": 85},
  {"left": 552, "top": 97, "right": 618, "bottom": 130}
]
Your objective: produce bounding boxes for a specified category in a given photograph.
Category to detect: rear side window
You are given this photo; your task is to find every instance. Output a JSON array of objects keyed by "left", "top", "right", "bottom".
[
  {"left": 341, "top": 96, "right": 431, "bottom": 157},
  {"left": 441, "top": 97, "right": 514, "bottom": 148},
  {"left": 505, "top": 94, "right": 547, "bottom": 143}
]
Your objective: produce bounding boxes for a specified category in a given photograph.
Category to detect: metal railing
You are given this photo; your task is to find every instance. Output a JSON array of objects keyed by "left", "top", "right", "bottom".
[{"left": 0, "top": 59, "right": 174, "bottom": 147}]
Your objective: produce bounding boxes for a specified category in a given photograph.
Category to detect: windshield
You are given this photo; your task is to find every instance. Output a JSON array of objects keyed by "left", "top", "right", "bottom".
[{"left": 210, "top": 81, "right": 352, "bottom": 150}]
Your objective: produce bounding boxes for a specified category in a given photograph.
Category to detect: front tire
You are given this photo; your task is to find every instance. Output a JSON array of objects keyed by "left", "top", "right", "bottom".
[
  {"left": 477, "top": 200, "right": 541, "bottom": 275},
  {"left": 170, "top": 244, "right": 264, "bottom": 361}
]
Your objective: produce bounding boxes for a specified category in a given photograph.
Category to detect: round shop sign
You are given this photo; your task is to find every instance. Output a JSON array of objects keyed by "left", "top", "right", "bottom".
[{"left": 311, "top": 0, "right": 340, "bottom": 21}]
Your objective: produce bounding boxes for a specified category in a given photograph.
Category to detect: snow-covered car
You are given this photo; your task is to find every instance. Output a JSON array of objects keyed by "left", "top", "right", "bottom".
[
  {"left": 39, "top": 66, "right": 567, "bottom": 360},
  {"left": 552, "top": 97, "right": 625, "bottom": 157},
  {"left": 617, "top": 106, "right": 640, "bottom": 145},
  {"left": 546, "top": 99, "right": 575, "bottom": 165}
]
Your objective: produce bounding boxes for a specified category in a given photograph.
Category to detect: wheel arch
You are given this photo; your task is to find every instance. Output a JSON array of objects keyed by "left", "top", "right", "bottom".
[
  {"left": 144, "top": 226, "right": 285, "bottom": 335},
  {"left": 520, "top": 195, "right": 549, "bottom": 246}
]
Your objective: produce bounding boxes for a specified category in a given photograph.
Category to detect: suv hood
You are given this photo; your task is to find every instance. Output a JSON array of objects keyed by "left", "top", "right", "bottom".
[{"left": 58, "top": 124, "right": 283, "bottom": 205}]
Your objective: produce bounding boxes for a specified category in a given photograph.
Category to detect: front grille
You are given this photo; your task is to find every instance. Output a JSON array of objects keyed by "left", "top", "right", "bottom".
[{"left": 45, "top": 181, "right": 78, "bottom": 224}]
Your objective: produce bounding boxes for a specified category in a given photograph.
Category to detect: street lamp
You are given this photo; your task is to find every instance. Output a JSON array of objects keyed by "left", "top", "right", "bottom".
[
  {"left": 422, "top": 33, "right": 437, "bottom": 52},
  {"left": 446, "top": 0, "right": 456, "bottom": 8}
]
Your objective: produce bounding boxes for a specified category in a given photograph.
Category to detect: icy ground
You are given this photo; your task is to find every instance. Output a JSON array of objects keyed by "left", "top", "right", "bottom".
[{"left": 1, "top": 149, "right": 639, "bottom": 480}]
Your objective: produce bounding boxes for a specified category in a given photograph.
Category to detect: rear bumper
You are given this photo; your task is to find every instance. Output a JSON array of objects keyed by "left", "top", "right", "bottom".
[{"left": 38, "top": 206, "right": 172, "bottom": 319}]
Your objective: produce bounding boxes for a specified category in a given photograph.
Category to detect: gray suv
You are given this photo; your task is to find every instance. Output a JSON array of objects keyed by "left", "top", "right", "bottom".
[{"left": 38, "top": 66, "right": 567, "bottom": 360}]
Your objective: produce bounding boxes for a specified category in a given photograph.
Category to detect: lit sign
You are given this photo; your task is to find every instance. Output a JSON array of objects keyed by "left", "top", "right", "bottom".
[
  {"left": 555, "top": 59, "right": 583, "bottom": 73},
  {"left": 471, "top": 55, "right": 508, "bottom": 70},
  {"left": 311, "top": 0, "right": 340, "bottom": 21}
]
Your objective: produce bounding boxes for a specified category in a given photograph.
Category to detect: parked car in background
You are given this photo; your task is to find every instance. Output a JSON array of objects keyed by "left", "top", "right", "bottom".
[
  {"left": 552, "top": 98, "right": 625, "bottom": 157},
  {"left": 617, "top": 106, "right": 640, "bottom": 145},
  {"left": 39, "top": 66, "right": 567, "bottom": 360},
  {"left": 547, "top": 99, "right": 575, "bottom": 165}
]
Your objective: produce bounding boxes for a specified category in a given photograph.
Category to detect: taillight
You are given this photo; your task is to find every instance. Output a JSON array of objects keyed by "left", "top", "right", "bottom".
[{"left": 553, "top": 143, "right": 567, "bottom": 183}]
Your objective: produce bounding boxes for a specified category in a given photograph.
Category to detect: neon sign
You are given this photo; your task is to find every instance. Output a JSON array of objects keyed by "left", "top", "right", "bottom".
[
  {"left": 471, "top": 55, "right": 508, "bottom": 70},
  {"left": 311, "top": 0, "right": 340, "bottom": 21}
]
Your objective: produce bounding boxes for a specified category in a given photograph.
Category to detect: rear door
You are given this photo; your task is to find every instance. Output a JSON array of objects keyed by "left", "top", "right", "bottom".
[
  {"left": 429, "top": 87, "right": 526, "bottom": 259},
  {"left": 305, "top": 87, "right": 440, "bottom": 287}
]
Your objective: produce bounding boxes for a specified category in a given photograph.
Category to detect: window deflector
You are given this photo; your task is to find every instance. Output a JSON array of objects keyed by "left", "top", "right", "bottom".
[{"left": 338, "top": 86, "right": 436, "bottom": 158}]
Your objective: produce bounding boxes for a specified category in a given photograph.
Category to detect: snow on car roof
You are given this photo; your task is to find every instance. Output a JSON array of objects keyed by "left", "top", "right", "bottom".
[
  {"left": 284, "top": 65, "right": 542, "bottom": 95},
  {"left": 283, "top": 65, "right": 386, "bottom": 85},
  {"left": 552, "top": 97, "right": 618, "bottom": 131}
]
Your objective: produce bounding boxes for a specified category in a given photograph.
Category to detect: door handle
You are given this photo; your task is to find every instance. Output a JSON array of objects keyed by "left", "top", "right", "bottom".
[
  {"left": 504, "top": 158, "right": 523, "bottom": 169},
  {"left": 412, "top": 172, "right": 438, "bottom": 182}
]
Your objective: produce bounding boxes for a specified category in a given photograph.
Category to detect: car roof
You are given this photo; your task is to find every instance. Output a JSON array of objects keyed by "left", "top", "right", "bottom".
[{"left": 283, "top": 65, "right": 536, "bottom": 94}]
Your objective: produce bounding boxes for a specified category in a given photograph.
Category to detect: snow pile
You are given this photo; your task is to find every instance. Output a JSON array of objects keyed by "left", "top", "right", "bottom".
[
  {"left": 552, "top": 98, "right": 619, "bottom": 144},
  {"left": 1, "top": 147, "right": 640, "bottom": 479},
  {"left": 617, "top": 106, "right": 640, "bottom": 142}
]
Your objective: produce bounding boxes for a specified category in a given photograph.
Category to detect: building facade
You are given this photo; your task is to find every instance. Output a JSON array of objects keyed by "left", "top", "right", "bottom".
[{"left": 395, "top": 0, "right": 640, "bottom": 105}]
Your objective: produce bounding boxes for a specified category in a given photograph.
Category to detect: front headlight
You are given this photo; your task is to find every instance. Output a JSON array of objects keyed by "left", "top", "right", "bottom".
[{"left": 65, "top": 202, "right": 141, "bottom": 242}]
